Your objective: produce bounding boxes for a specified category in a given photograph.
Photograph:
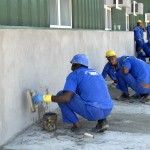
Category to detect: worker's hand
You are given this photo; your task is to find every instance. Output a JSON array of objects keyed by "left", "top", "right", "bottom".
[
  {"left": 33, "top": 94, "right": 52, "bottom": 104},
  {"left": 32, "top": 94, "right": 44, "bottom": 104}
]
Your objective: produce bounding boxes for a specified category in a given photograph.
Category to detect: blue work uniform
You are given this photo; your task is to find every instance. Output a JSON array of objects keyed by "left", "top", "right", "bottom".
[
  {"left": 102, "top": 62, "right": 116, "bottom": 81},
  {"left": 143, "top": 42, "right": 150, "bottom": 57},
  {"left": 116, "top": 56, "right": 150, "bottom": 94},
  {"left": 146, "top": 25, "right": 150, "bottom": 40},
  {"left": 102, "top": 57, "right": 123, "bottom": 81},
  {"left": 134, "top": 26, "right": 145, "bottom": 60},
  {"left": 58, "top": 67, "right": 114, "bottom": 124}
]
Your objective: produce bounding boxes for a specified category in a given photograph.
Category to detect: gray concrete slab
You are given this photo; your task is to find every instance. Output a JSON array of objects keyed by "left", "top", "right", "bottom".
[{"left": 2, "top": 85, "right": 150, "bottom": 150}]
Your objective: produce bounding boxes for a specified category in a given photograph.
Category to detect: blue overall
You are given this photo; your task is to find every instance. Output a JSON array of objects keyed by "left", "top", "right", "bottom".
[
  {"left": 116, "top": 56, "right": 150, "bottom": 94},
  {"left": 146, "top": 25, "right": 150, "bottom": 40},
  {"left": 102, "top": 62, "right": 117, "bottom": 81},
  {"left": 143, "top": 42, "right": 150, "bottom": 57},
  {"left": 134, "top": 26, "right": 145, "bottom": 60},
  {"left": 58, "top": 67, "right": 114, "bottom": 124},
  {"left": 102, "top": 57, "right": 125, "bottom": 81}
]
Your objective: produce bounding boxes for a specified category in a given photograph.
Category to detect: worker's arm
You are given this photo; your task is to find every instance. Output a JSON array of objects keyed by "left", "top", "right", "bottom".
[
  {"left": 33, "top": 72, "right": 77, "bottom": 104},
  {"left": 52, "top": 91, "right": 74, "bottom": 103},
  {"left": 121, "top": 57, "right": 131, "bottom": 74},
  {"left": 33, "top": 91, "right": 74, "bottom": 104},
  {"left": 102, "top": 63, "right": 109, "bottom": 79}
]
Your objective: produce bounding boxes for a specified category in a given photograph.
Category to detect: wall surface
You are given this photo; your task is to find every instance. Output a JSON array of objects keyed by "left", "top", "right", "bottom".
[
  {"left": 72, "top": 0, "right": 105, "bottom": 29},
  {"left": 0, "top": 0, "right": 49, "bottom": 27},
  {"left": 0, "top": 29, "right": 134, "bottom": 146}
]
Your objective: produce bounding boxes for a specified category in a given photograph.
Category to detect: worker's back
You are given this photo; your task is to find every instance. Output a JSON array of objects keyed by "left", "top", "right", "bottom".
[
  {"left": 120, "top": 56, "right": 150, "bottom": 84},
  {"left": 134, "top": 26, "right": 143, "bottom": 41},
  {"left": 64, "top": 67, "right": 114, "bottom": 109}
]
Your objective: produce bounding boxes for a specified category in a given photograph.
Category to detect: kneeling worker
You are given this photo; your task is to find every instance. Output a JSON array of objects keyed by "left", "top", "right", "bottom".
[
  {"left": 32, "top": 54, "right": 114, "bottom": 132},
  {"left": 105, "top": 51, "right": 150, "bottom": 101},
  {"left": 102, "top": 50, "right": 119, "bottom": 85}
]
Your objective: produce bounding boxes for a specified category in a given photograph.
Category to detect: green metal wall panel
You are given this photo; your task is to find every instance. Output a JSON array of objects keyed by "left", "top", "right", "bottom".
[
  {"left": 0, "top": 0, "right": 49, "bottom": 27},
  {"left": 0, "top": 0, "right": 149, "bottom": 30},
  {"left": 0, "top": 0, "right": 8, "bottom": 25},
  {"left": 72, "top": 0, "right": 105, "bottom": 30},
  {"left": 21, "top": 0, "right": 31, "bottom": 26}
]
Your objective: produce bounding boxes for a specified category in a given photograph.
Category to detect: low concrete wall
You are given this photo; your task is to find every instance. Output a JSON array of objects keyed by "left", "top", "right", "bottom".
[{"left": 0, "top": 29, "right": 134, "bottom": 146}]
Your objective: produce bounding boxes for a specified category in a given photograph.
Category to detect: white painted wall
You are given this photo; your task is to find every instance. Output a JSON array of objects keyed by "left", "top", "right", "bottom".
[{"left": 0, "top": 29, "right": 134, "bottom": 146}]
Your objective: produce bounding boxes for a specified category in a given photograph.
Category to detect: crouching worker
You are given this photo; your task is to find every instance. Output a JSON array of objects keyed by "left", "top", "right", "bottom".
[
  {"left": 107, "top": 55, "right": 150, "bottom": 102},
  {"left": 102, "top": 50, "right": 118, "bottom": 86},
  {"left": 33, "top": 54, "right": 114, "bottom": 132}
]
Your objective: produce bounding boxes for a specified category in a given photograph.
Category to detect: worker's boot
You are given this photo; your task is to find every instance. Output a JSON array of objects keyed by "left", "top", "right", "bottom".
[
  {"left": 129, "top": 93, "right": 141, "bottom": 103},
  {"left": 140, "top": 94, "right": 150, "bottom": 104},
  {"left": 115, "top": 93, "right": 130, "bottom": 101},
  {"left": 93, "top": 119, "right": 109, "bottom": 133},
  {"left": 70, "top": 122, "right": 82, "bottom": 133}
]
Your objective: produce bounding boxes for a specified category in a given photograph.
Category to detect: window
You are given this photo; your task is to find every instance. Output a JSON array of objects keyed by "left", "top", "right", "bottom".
[
  {"left": 145, "top": 13, "right": 150, "bottom": 26},
  {"left": 126, "top": 13, "right": 129, "bottom": 31},
  {"left": 113, "top": 0, "right": 123, "bottom": 4},
  {"left": 49, "top": 0, "right": 72, "bottom": 28},
  {"left": 104, "top": 5, "right": 112, "bottom": 30}
]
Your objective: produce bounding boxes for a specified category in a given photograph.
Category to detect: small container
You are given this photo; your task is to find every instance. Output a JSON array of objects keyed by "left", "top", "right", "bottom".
[{"left": 43, "top": 112, "right": 57, "bottom": 132}]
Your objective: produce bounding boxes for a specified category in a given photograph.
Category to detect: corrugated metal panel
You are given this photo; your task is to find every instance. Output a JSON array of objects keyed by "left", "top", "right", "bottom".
[
  {"left": 72, "top": 0, "right": 105, "bottom": 29},
  {"left": 0, "top": 0, "right": 49, "bottom": 27}
]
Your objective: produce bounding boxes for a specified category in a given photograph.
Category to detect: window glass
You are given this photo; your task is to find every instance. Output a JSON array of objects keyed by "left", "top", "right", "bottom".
[
  {"left": 60, "top": 0, "right": 71, "bottom": 26},
  {"left": 50, "top": 0, "right": 58, "bottom": 25},
  {"left": 50, "top": 0, "right": 72, "bottom": 28}
]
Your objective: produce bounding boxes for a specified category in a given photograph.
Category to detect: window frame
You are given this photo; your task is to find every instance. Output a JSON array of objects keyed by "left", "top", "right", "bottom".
[
  {"left": 104, "top": 5, "right": 112, "bottom": 31},
  {"left": 145, "top": 13, "right": 150, "bottom": 26},
  {"left": 50, "top": 0, "right": 72, "bottom": 29},
  {"left": 125, "top": 13, "right": 129, "bottom": 31}
]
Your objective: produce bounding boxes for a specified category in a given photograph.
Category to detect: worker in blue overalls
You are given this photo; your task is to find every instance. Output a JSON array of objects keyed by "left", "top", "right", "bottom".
[
  {"left": 134, "top": 20, "right": 146, "bottom": 61},
  {"left": 146, "top": 21, "right": 150, "bottom": 41},
  {"left": 143, "top": 40, "right": 150, "bottom": 59},
  {"left": 102, "top": 50, "right": 118, "bottom": 85},
  {"left": 32, "top": 54, "right": 114, "bottom": 132},
  {"left": 106, "top": 53, "right": 150, "bottom": 102}
]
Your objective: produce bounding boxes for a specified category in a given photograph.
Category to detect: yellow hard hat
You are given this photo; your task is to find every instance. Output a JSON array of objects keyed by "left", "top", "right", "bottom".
[
  {"left": 106, "top": 50, "right": 117, "bottom": 58},
  {"left": 137, "top": 20, "right": 142, "bottom": 23}
]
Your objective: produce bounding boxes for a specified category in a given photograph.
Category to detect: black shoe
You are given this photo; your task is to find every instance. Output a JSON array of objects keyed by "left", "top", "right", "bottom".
[
  {"left": 70, "top": 126, "right": 82, "bottom": 133},
  {"left": 92, "top": 119, "right": 109, "bottom": 133},
  {"left": 140, "top": 94, "right": 150, "bottom": 103},
  {"left": 115, "top": 93, "right": 130, "bottom": 101}
]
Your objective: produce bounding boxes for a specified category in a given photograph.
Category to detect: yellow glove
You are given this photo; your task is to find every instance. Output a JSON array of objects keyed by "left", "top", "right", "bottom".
[{"left": 43, "top": 94, "right": 52, "bottom": 103}]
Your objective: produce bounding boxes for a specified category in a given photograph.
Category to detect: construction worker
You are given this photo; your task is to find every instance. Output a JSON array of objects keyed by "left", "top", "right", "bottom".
[
  {"left": 102, "top": 50, "right": 118, "bottom": 85},
  {"left": 32, "top": 54, "right": 114, "bottom": 132},
  {"left": 143, "top": 40, "right": 150, "bottom": 58},
  {"left": 134, "top": 20, "right": 146, "bottom": 61},
  {"left": 105, "top": 51, "right": 150, "bottom": 102},
  {"left": 146, "top": 21, "right": 150, "bottom": 41}
]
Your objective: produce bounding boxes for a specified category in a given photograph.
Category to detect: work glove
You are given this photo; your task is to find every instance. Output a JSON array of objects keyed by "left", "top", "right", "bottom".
[{"left": 33, "top": 94, "right": 52, "bottom": 104}]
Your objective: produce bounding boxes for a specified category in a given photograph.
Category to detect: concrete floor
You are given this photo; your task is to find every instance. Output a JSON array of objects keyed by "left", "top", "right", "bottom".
[{"left": 2, "top": 84, "right": 150, "bottom": 150}]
